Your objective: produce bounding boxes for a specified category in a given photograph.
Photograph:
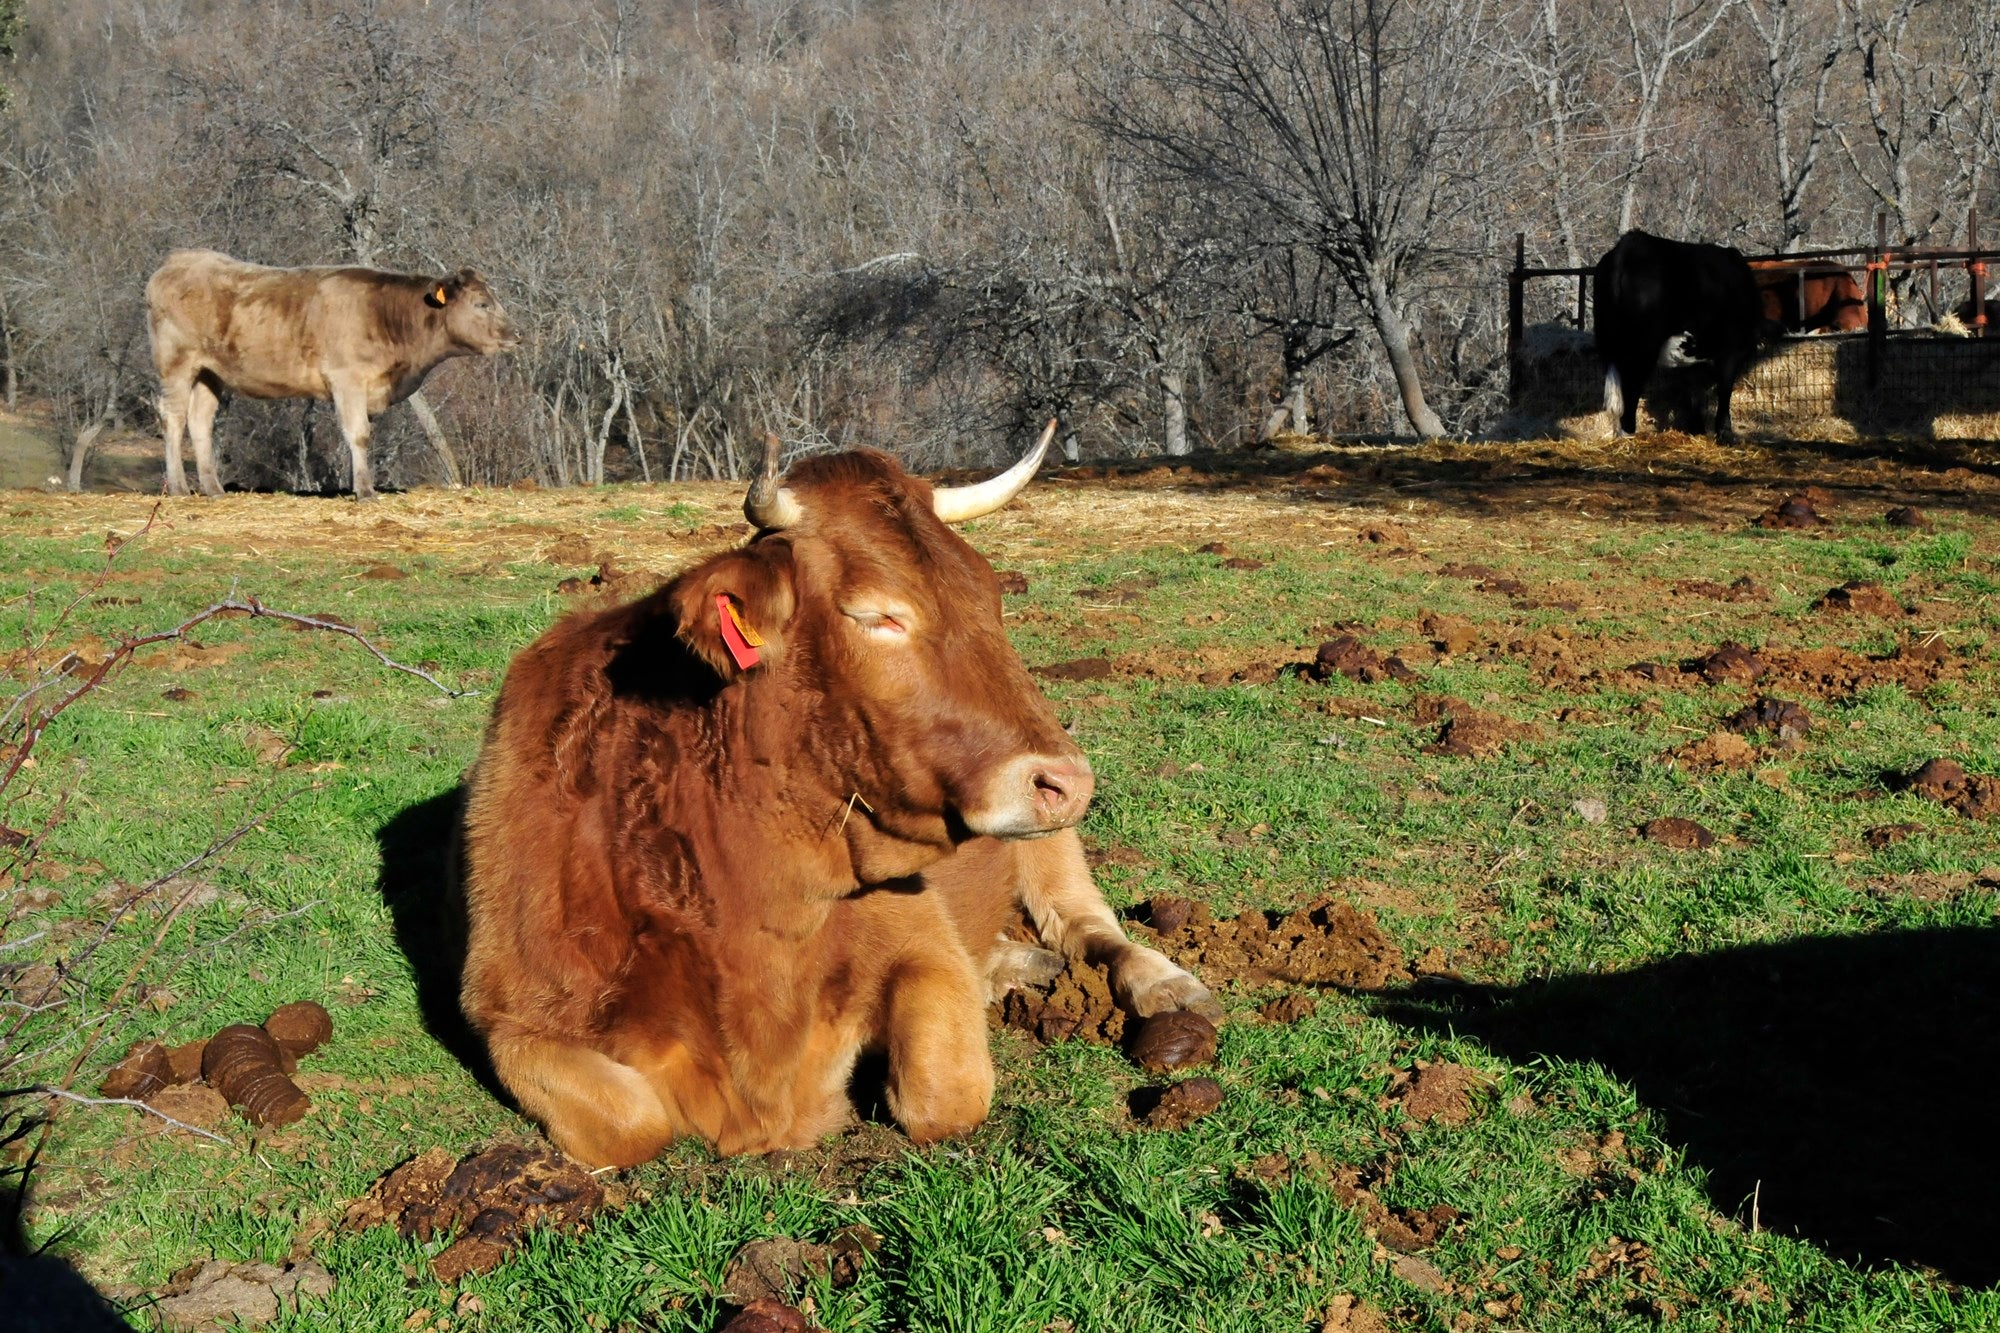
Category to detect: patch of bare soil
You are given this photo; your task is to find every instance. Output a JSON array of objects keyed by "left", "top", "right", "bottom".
[
  {"left": 343, "top": 1142, "right": 608, "bottom": 1282},
  {"left": 1897, "top": 758, "right": 2000, "bottom": 820},
  {"left": 1672, "top": 575, "right": 1767, "bottom": 602},
  {"left": 1814, "top": 581, "right": 1906, "bottom": 617},
  {"left": 1389, "top": 1062, "right": 1493, "bottom": 1128},
  {"left": 1413, "top": 695, "right": 1540, "bottom": 759},
  {"left": 1885, "top": 505, "right": 1929, "bottom": 528},
  {"left": 1132, "top": 1077, "right": 1225, "bottom": 1129},
  {"left": 1258, "top": 993, "right": 1318, "bottom": 1024},
  {"left": 1863, "top": 822, "right": 1923, "bottom": 848},
  {"left": 1642, "top": 817, "right": 1716, "bottom": 850},
  {"left": 1665, "top": 637, "right": 1957, "bottom": 699},
  {"left": 1665, "top": 730, "right": 1758, "bottom": 771},
  {"left": 1862, "top": 868, "right": 2000, "bottom": 902},
  {"left": 1138, "top": 895, "right": 1410, "bottom": 991},
  {"left": 151, "top": 1257, "right": 333, "bottom": 1331},
  {"left": 1031, "top": 657, "right": 1114, "bottom": 682},
  {"left": 1318, "top": 1293, "right": 1392, "bottom": 1333},
  {"left": 555, "top": 557, "right": 665, "bottom": 600}
]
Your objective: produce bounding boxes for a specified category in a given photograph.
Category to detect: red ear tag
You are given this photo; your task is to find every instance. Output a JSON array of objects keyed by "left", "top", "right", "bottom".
[{"left": 716, "top": 593, "right": 762, "bottom": 669}]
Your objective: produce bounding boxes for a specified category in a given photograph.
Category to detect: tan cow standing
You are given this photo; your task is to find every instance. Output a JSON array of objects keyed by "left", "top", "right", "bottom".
[
  {"left": 460, "top": 427, "right": 1218, "bottom": 1167},
  {"left": 144, "top": 250, "right": 520, "bottom": 499}
]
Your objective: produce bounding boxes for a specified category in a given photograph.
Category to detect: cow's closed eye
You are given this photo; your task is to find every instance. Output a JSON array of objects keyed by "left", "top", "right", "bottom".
[{"left": 844, "top": 608, "right": 910, "bottom": 640}]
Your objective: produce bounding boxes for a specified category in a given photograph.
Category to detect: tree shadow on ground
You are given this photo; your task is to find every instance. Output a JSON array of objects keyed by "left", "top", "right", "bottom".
[
  {"left": 374, "top": 785, "right": 510, "bottom": 1106},
  {"left": 1006, "top": 432, "right": 2000, "bottom": 522},
  {"left": 1373, "top": 925, "right": 2000, "bottom": 1286}
]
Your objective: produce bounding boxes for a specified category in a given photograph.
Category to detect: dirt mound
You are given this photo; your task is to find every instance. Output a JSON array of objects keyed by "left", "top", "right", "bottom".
[
  {"left": 1139, "top": 895, "right": 1409, "bottom": 990},
  {"left": 993, "top": 569, "right": 1029, "bottom": 594},
  {"left": 1133, "top": 1077, "right": 1225, "bottom": 1130},
  {"left": 1665, "top": 731, "right": 1757, "bottom": 771},
  {"left": 343, "top": 1142, "right": 607, "bottom": 1282},
  {"left": 1414, "top": 695, "right": 1539, "bottom": 759},
  {"left": 1391, "top": 1061, "right": 1492, "bottom": 1127},
  {"left": 1418, "top": 612, "right": 1479, "bottom": 656},
  {"left": 1885, "top": 506, "right": 1929, "bottom": 528},
  {"left": 1306, "top": 635, "right": 1415, "bottom": 683},
  {"left": 1758, "top": 639, "right": 1956, "bottom": 698},
  {"left": 1643, "top": 817, "right": 1715, "bottom": 850},
  {"left": 721, "top": 1228, "right": 878, "bottom": 1304},
  {"left": 1724, "top": 696, "right": 1812, "bottom": 740},
  {"left": 1814, "top": 581, "right": 1905, "bottom": 617},
  {"left": 556, "top": 558, "right": 664, "bottom": 599},
  {"left": 1898, "top": 759, "right": 2000, "bottom": 819},
  {"left": 998, "top": 957, "right": 1124, "bottom": 1045},
  {"left": 1755, "top": 493, "right": 1829, "bottom": 528}
]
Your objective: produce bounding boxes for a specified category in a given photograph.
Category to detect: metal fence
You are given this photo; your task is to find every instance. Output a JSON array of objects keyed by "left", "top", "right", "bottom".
[{"left": 1506, "top": 215, "right": 2000, "bottom": 437}]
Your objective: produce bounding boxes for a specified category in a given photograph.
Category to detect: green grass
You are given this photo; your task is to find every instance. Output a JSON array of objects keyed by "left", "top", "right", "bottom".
[{"left": 4, "top": 465, "right": 1999, "bottom": 1331}]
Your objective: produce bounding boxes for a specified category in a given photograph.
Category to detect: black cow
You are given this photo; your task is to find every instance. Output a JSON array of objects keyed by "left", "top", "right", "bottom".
[{"left": 1593, "top": 230, "right": 1764, "bottom": 439}]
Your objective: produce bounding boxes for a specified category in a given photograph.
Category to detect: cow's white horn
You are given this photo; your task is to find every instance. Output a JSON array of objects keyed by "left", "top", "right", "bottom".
[
  {"left": 931, "top": 419, "right": 1057, "bottom": 525},
  {"left": 744, "top": 432, "right": 804, "bottom": 530}
]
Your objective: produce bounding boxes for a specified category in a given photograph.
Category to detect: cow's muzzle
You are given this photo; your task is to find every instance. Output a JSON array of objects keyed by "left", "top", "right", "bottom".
[{"left": 961, "top": 752, "right": 1095, "bottom": 838}]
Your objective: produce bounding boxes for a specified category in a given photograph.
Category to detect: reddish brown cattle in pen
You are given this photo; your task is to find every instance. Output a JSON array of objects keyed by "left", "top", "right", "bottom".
[
  {"left": 1755, "top": 267, "right": 1869, "bottom": 333},
  {"left": 459, "top": 427, "right": 1216, "bottom": 1167},
  {"left": 145, "top": 249, "right": 519, "bottom": 499}
]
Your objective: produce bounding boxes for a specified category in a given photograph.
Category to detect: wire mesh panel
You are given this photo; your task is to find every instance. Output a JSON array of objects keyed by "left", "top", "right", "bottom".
[{"left": 1509, "top": 330, "right": 2000, "bottom": 439}]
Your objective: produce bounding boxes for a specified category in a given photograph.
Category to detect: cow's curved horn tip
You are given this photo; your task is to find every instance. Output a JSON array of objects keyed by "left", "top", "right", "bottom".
[
  {"left": 744, "top": 433, "right": 804, "bottom": 530},
  {"left": 931, "top": 420, "right": 1057, "bottom": 525}
]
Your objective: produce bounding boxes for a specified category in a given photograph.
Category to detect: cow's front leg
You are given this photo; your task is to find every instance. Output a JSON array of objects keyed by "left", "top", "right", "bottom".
[
  {"left": 880, "top": 943, "right": 994, "bottom": 1145},
  {"left": 1014, "top": 829, "right": 1222, "bottom": 1021},
  {"left": 332, "top": 386, "right": 378, "bottom": 501}
]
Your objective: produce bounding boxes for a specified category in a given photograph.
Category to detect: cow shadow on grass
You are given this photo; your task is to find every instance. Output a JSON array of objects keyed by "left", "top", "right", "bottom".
[
  {"left": 373, "top": 784, "right": 512, "bottom": 1107},
  {"left": 1372, "top": 924, "right": 2000, "bottom": 1286}
]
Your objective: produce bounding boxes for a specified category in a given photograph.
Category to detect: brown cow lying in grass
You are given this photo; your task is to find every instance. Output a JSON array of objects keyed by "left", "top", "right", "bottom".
[
  {"left": 145, "top": 249, "right": 520, "bottom": 499},
  {"left": 459, "top": 426, "right": 1216, "bottom": 1166}
]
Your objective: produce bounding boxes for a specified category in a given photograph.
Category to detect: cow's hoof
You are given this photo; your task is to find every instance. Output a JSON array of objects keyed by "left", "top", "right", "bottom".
[
  {"left": 986, "top": 938, "right": 1066, "bottom": 998},
  {"left": 1129, "top": 970, "right": 1224, "bottom": 1024}
]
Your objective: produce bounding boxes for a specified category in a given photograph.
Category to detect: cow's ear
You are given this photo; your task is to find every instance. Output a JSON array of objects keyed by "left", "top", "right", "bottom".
[
  {"left": 424, "top": 281, "right": 452, "bottom": 309},
  {"left": 670, "top": 544, "right": 796, "bottom": 681}
]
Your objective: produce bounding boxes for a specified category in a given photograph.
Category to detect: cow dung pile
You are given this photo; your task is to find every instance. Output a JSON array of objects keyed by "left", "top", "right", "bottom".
[
  {"left": 99, "top": 1000, "right": 332, "bottom": 1132},
  {"left": 343, "top": 1142, "right": 608, "bottom": 1283},
  {"left": 1898, "top": 758, "right": 2000, "bottom": 820},
  {"left": 1137, "top": 895, "right": 1411, "bottom": 991}
]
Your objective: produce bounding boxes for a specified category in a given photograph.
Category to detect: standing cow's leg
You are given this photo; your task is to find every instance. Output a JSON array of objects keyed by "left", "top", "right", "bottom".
[
  {"left": 1615, "top": 352, "right": 1653, "bottom": 435},
  {"left": 880, "top": 945, "right": 995, "bottom": 1145},
  {"left": 158, "top": 373, "right": 195, "bottom": 497},
  {"left": 332, "top": 385, "right": 378, "bottom": 501},
  {"left": 1711, "top": 354, "right": 1747, "bottom": 441},
  {"left": 186, "top": 375, "right": 225, "bottom": 499},
  {"left": 1012, "top": 829, "right": 1222, "bottom": 1020}
]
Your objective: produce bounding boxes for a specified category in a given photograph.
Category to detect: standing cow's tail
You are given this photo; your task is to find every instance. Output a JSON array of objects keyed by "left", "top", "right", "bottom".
[{"left": 1603, "top": 364, "right": 1624, "bottom": 424}]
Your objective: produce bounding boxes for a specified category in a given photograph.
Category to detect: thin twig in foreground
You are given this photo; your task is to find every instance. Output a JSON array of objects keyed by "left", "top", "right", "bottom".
[{"left": 11, "top": 1086, "right": 232, "bottom": 1146}]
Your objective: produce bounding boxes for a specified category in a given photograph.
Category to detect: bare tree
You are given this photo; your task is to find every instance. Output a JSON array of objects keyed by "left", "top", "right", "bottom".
[
  {"left": 1740, "top": 0, "right": 1841, "bottom": 250},
  {"left": 1612, "top": 0, "right": 1743, "bottom": 235},
  {"left": 1098, "top": 0, "right": 1506, "bottom": 439}
]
